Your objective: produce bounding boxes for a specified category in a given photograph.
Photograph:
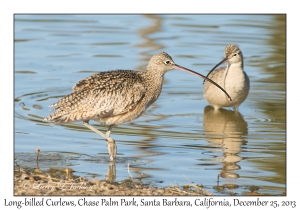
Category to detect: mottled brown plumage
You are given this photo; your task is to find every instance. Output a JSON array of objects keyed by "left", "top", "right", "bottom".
[
  {"left": 46, "top": 70, "right": 147, "bottom": 125},
  {"left": 45, "top": 52, "right": 231, "bottom": 161}
]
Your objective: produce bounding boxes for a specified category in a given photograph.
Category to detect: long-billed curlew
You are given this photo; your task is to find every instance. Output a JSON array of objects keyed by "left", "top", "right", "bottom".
[
  {"left": 204, "top": 45, "right": 250, "bottom": 111},
  {"left": 44, "top": 52, "right": 231, "bottom": 161}
]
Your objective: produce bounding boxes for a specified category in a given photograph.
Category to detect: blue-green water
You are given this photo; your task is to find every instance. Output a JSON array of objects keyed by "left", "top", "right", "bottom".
[{"left": 14, "top": 14, "right": 286, "bottom": 195}]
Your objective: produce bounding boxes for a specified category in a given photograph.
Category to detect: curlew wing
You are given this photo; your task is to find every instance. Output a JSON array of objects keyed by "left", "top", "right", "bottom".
[
  {"left": 44, "top": 70, "right": 146, "bottom": 123},
  {"left": 207, "top": 67, "right": 226, "bottom": 79},
  {"left": 204, "top": 67, "right": 226, "bottom": 91}
]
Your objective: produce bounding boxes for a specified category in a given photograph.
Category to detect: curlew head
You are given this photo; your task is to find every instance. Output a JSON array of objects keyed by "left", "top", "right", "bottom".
[
  {"left": 147, "top": 52, "right": 177, "bottom": 73},
  {"left": 148, "top": 52, "right": 232, "bottom": 101},
  {"left": 212, "top": 44, "right": 243, "bottom": 70},
  {"left": 204, "top": 45, "right": 243, "bottom": 83},
  {"left": 224, "top": 44, "right": 243, "bottom": 64}
]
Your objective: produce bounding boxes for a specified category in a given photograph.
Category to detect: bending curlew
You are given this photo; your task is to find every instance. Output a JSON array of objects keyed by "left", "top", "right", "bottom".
[
  {"left": 44, "top": 52, "right": 231, "bottom": 161},
  {"left": 204, "top": 45, "right": 250, "bottom": 111}
]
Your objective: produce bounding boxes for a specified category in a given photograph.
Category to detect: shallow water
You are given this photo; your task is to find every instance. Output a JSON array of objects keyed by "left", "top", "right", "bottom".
[{"left": 14, "top": 14, "right": 286, "bottom": 195}]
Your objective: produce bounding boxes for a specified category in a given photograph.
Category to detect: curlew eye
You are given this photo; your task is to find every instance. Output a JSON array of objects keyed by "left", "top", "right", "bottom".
[
  {"left": 164, "top": 60, "right": 171, "bottom": 65},
  {"left": 233, "top": 53, "right": 237, "bottom": 56}
]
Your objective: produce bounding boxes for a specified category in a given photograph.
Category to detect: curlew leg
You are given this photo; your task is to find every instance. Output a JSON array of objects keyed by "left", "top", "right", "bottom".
[
  {"left": 84, "top": 121, "right": 107, "bottom": 139},
  {"left": 83, "top": 121, "right": 117, "bottom": 161},
  {"left": 234, "top": 105, "right": 239, "bottom": 112},
  {"left": 105, "top": 125, "right": 117, "bottom": 161}
]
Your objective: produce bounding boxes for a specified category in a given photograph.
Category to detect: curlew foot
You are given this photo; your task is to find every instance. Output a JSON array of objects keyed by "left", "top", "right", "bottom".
[{"left": 106, "top": 137, "right": 117, "bottom": 161}]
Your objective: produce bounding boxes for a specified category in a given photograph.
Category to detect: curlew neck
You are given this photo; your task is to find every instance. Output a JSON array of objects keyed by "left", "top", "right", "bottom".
[{"left": 223, "top": 59, "right": 245, "bottom": 92}]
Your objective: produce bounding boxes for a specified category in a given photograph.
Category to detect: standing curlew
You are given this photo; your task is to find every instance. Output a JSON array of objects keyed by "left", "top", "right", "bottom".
[
  {"left": 44, "top": 52, "right": 231, "bottom": 161},
  {"left": 204, "top": 45, "right": 250, "bottom": 111}
]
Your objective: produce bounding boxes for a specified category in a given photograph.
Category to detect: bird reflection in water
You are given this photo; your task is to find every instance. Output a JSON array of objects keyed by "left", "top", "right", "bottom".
[
  {"left": 203, "top": 106, "right": 248, "bottom": 179},
  {"left": 106, "top": 162, "right": 116, "bottom": 181}
]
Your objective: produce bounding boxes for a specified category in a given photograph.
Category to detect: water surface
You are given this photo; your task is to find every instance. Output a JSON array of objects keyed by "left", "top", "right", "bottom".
[{"left": 14, "top": 14, "right": 286, "bottom": 195}]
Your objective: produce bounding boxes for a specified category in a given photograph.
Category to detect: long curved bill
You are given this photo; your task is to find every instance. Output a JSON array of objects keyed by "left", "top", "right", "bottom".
[
  {"left": 174, "top": 64, "right": 232, "bottom": 101},
  {"left": 203, "top": 57, "right": 229, "bottom": 84}
]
